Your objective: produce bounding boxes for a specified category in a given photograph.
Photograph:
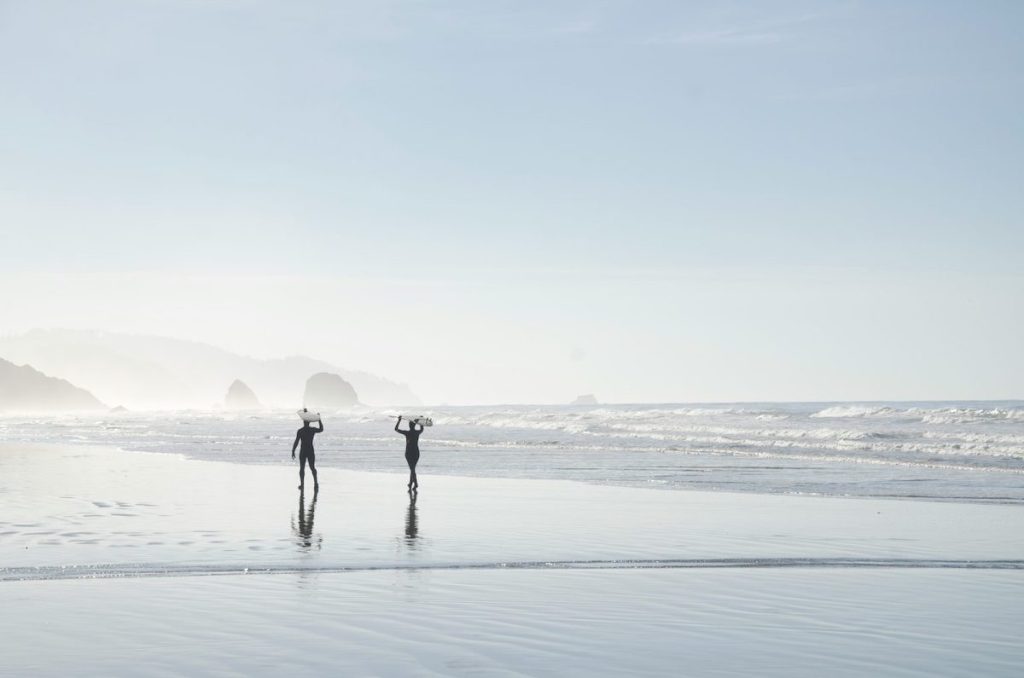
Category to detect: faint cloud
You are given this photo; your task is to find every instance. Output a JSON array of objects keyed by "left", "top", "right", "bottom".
[
  {"left": 659, "top": 28, "right": 782, "bottom": 46},
  {"left": 555, "top": 17, "right": 598, "bottom": 35},
  {"left": 646, "top": 11, "right": 824, "bottom": 47}
]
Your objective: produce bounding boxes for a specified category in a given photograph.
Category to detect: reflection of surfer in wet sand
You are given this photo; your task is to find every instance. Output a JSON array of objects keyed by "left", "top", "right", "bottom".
[
  {"left": 292, "top": 410, "right": 323, "bottom": 491},
  {"left": 405, "top": 491, "right": 418, "bottom": 541},
  {"left": 293, "top": 488, "right": 319, "bottom": 549},
  {"left": 394, "top": 415, "right": 423, "bottom": 492}
]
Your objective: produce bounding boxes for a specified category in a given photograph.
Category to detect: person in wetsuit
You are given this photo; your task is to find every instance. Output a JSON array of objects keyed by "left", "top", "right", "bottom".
[
  {"left": 292, "top": 416, "right": 323, "bottom": 491},
  {"left": 394, "top": 415, "right": 423, "bottom": 491}
]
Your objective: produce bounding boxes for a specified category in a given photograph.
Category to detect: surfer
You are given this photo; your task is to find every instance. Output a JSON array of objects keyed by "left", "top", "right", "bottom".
[
  {"left": 395, "top": 415, "right": 423, "bottom": 491},
  {"left": 292, "top": 417, "right": 323, "bottom": 491}
]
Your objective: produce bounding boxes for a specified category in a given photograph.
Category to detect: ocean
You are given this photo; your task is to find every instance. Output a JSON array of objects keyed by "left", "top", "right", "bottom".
[{"left": 3, "top": 401, "right": 1023, "bottom": 503}]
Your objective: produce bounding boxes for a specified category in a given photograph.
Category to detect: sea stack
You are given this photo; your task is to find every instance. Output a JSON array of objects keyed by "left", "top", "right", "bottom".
[
  {"left": 224, "top": 379, "right": 261, "bottom": 409},
  {"left": 571, "top": 394, "right": 599, "bottom": 405},
  {"left": 303, "top": 372, "right": 358, "bottom": 409}
]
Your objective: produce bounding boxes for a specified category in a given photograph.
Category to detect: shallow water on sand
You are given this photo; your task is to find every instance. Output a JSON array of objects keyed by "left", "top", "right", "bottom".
[
  {"left": 2, "top": 444, "right": 1023, "bottom": 676},
  {"left": 2, "top": 445, "right": 1023, "bottom": 580}
]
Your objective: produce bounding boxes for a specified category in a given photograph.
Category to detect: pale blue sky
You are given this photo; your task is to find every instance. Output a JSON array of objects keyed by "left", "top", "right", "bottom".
[{"left": 1, "top": 1, "right": 1021, "bottom": 403}]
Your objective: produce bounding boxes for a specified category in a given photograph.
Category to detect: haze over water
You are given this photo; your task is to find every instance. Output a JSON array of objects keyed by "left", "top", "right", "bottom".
[{"left": 3, "top": 2, "right": 1022, "bottom": 405}]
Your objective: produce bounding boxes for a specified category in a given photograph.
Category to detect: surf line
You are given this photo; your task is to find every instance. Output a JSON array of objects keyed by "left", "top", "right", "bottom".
[{"left": 4, "top": 557, "right": 1024, "bottom": 582}]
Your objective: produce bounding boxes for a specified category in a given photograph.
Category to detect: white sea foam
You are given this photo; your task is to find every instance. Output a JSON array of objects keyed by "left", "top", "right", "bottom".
[
  {"left": 810, "top": 404, "right": 1024, "bottom": 424},
  {"left": 810, "top": 405, "right": 902, "bottom": 418},
  {"left": 918, "top": 408, "right": 1024, "bottom": 424}
]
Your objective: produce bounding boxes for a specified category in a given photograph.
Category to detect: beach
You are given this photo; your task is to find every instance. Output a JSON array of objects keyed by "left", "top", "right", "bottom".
[
  {"left": 5, "top": 0, "right": 1021, "bottom": 673},
  {"left": 2, "top": 442, "right": 1023, "bottom": 676}
]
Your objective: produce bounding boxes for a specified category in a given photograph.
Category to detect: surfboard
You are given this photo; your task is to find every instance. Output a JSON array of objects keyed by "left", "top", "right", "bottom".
[
  {"left": 297, "top": 409, "right": 321, "bottom": 423},
  {"left": 402, "top": 415, "right": 433, "bottom": 427}
]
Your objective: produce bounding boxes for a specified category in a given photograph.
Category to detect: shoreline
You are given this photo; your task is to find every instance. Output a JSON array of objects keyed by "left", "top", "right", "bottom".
[
  {"left": 102, "top": 442, "right": 1024, "bottom": 507},
  {"left": 6, "top": 437, "right": 1024, "bottom": 507},
  {"left": 5, "top": 400, "right": 1024, "bottom": 506}
]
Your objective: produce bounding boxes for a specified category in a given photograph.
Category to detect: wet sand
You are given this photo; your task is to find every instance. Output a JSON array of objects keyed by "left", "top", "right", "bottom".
[{"left": 1, "top": 444, "right": 1023, "bottom": 675}]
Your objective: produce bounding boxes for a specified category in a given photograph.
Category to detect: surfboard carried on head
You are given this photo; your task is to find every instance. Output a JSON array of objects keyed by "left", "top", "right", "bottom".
[
  {"left": 297, "top": 408, "right": 321, "bottom": 423},
  {"left": 400, "top": 415, "right": 433, "bottom": 427}
]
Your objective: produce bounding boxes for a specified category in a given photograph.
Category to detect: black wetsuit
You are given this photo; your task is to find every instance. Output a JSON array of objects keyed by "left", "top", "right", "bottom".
[
  {"left": 396, "top": 422, "right": 422, "bottom": 489},
  {"left": 402, "top": 428, "right": 422, "bottom": 467},
  {"left": 293, "top": 422, "right": 323, "bottom": 488},
  {"left": 296, "top": 425, "right": 320, "bottom": 461}
]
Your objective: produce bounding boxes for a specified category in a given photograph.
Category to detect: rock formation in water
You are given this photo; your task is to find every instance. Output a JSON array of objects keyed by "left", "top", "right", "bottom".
[
  {"left": 225, "top": 379, "right": 261, "bottom": 409},
  {"left": 0, "top": 329, "right": 419, "bottom": 408},
  {"left": 0, "top": 358, "right": 106, "bottom": 411},
  {"left": 570, "top": 394, "right": 599, "bottom": 405},
  {"left": 303, "top": 372, "right": 359, "bottom": 409}
]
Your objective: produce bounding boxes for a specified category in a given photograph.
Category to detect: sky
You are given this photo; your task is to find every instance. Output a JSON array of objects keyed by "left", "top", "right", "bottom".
[{"left": 1, "top": 0, "right": 1022, "bottom": 404}]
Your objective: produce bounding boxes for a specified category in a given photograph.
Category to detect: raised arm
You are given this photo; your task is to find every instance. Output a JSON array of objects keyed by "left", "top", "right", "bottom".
[
  {"left": 316, "top": 420, "right": 324, "bottom": 434},
  {"left": 394, "top": 415, "right": 403, "bottom": 433}
]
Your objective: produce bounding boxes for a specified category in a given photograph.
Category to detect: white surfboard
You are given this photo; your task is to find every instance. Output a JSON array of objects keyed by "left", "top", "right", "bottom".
[
  {"left": 401, "top": 415, "right": 433, "bottom": 427},
  {"left": 297, "top": 409, "right": 321, "bottom": 423}
]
